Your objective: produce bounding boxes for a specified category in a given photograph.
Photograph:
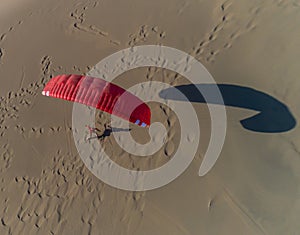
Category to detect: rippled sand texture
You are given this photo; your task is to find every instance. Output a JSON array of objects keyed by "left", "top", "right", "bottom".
[{"left": 0, "top": 0, "right": 300, "bottom": 234}]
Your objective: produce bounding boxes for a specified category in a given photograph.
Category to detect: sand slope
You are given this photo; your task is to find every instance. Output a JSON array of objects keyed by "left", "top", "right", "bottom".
[{"left": 0, "top": 0, "right": 299, "bottom": 234}]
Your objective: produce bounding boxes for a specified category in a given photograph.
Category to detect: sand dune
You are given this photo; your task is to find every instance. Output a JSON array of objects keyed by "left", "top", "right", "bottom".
[{"left": 0, "top": 0, "right": 299, "bottom": 234}]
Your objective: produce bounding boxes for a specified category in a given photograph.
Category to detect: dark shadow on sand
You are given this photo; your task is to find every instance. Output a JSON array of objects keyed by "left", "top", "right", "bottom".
[{"left": 159, "top": 84, "right": 296, "bottom": 133}]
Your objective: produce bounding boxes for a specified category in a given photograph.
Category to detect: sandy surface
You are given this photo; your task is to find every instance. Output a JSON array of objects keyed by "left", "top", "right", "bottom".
[{"left": 0, "top": 0, "right": 300, "bottom": 234}]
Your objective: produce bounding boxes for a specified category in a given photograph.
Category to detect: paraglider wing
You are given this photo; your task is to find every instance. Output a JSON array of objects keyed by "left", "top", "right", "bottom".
[{"left": 42, "top": 74, "right": 151, "bottom": 127}]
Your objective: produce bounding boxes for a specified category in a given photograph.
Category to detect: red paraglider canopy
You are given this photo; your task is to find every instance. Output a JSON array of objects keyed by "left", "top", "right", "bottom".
[{"left": 42, "top": 74, "right": 151, "bottom": 127}]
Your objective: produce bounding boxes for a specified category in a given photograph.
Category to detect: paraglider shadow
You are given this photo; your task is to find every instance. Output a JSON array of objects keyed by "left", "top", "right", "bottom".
[{"left": 159, "top": 84, "right": 296, "bottom": 133}]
